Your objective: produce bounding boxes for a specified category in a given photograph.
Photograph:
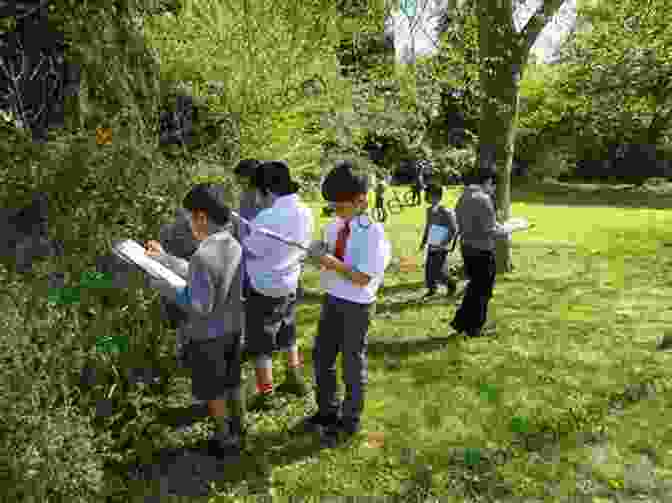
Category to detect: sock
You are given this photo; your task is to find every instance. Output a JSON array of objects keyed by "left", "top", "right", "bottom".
[
  {"left": 255, "top": 355, "right": 273, "bottom": 393},
  {"left": 256, "top": 381, "right": 273, "bottom": 394}
]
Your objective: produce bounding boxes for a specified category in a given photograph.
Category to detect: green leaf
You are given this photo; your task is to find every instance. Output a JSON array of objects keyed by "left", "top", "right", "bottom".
[
  {"left": 95, "top": 335, "right": 129, "bottom": 354},
  {"left": 464, "top": 447, "right": 481, "bottom": 466},
  {"left": 510, "top": 416, "right": 529, "bottom": 434},
  {"left": 479, "top": 383, "right": 499, "bottom": 402},
  {"left": 80, "top": 270, "right": 114, "bottom": 289},
  {"left": 47, "top": 286, "right": 82, "bottom": 305}
]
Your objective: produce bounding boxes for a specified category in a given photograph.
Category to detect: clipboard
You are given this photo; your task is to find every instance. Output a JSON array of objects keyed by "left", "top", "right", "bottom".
[
  {"left": 500, "top": 217, "right": 534, "bottom": 234},
  {"left": 112, "top": 239, "right": 187, "bottom": 289}
]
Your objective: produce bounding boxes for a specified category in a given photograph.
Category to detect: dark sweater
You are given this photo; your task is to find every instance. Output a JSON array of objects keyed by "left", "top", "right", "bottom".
[
  {"left": 454, "top": 185, "right": 508, "bottom": 251},
  {"left": 150, "top": 230, "right": 243, "bottom": 344}
]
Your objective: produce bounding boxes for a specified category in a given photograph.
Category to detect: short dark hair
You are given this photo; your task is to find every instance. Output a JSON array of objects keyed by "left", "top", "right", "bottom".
[
  {"left": 182, "top": 183, "right": 231, "bottom": 226},
  {"left": 252, "top": 160, "right": 299, "bottom": 196},
  {"left": 234, "top": 159, "right": 260, "bottom": 178},
  {"left": 464, "top": 165, "right": 497, "bottom": 186},
  {"left": 321, "top": 160, "right": 369, "bottom": 202}
]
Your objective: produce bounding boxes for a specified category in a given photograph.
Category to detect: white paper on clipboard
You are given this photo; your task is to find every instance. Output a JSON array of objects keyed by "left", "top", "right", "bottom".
[
  {"left": 112, "top": 239, "right": 187, "bottom": 289},
  {"left": 500, "top": 217, "right": 532, "bottom": 234}
]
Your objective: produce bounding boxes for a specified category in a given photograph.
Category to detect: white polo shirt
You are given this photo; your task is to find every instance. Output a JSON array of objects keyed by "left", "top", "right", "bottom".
[
  {"left": 242, "top": 194, "right": 313, "bottom": 298},
  {"left": 320, "top": 215, "right": 391, "bottom": 305}
]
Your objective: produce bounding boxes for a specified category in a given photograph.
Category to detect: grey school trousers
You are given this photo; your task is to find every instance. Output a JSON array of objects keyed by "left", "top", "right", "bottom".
[{"left": 313, "top": 294, "right": 372, "bottom": 423}]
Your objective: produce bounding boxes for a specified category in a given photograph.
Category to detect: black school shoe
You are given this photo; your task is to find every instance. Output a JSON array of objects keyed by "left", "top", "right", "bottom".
[
  {"left": 320, "top": 418, "right": 361, "bottom": 448},
  {"left": 207, "top": 418, "right": 245, "bottom": 458},
  {"left": 296, "top": 411, "right": 341, "bottom": 434}
]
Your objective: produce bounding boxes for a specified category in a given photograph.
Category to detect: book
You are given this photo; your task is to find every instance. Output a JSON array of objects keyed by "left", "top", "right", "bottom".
[
  {"left": 427, "top": 224, "right": 450, "bottom": 246},
  {"left": 112, "top": 239, "right": 187, "bottom": 289},
  {"left": 500, "top": 217, "right": 532, "bottom": 234}
]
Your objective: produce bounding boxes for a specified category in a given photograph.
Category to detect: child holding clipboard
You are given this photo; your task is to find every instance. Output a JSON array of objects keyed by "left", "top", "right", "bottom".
[{"left": 418, "top": 184, "right": 458, "bottom": 298}]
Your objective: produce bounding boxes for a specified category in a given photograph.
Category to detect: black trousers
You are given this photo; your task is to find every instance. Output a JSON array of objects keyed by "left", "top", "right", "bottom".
[
  {"left": 314, "top": 294, "right": 372, "bottom": 424},
  {"left": 425, "top": 247, "right": 456, "bottom": 291},
  {"left": 451, "top": 245, "right": 496, "bottom": 332}
]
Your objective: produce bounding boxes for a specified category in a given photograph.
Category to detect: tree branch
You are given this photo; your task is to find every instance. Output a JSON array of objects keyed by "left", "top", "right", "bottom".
[{"left": 519, "top": 0, "right": 567, "bottom": 53}]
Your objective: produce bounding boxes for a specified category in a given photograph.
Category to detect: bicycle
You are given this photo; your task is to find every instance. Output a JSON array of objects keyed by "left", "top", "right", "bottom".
[
  {"left": 372, "top": 197, "right": 388, "bottom": 223},
  {"left": 386, "top": 185, "right": 422, "bottom": 215}
]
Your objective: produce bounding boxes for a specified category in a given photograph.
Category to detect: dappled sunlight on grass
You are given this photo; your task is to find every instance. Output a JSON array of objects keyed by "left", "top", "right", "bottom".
[{"left": 266, "top": 184, "right": 672, "bottom": 498}]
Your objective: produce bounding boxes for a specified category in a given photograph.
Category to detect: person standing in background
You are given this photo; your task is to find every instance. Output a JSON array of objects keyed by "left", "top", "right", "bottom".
[
  {"left": 450, "top": 166, "right": 510, "bottom": 338},
  {"left": 233, "top": 159, "right": 262, "bottom": 301},
  {"left": 419, "top": 184, "right": 458, "bottom": 299}
]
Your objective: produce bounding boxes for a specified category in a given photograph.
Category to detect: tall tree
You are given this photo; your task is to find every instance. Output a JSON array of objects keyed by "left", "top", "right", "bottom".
[
  {"left": 476, "top": 0, "right": 568, "bottom": 273},
  {"left": 407, "top": 0, "right": 570, "bottom": 272}
]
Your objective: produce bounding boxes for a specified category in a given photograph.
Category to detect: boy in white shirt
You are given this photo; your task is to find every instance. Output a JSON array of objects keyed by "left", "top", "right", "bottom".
[
  {"left": 239, "top": 161, "right": 314, "bottom": 411},
  {"left": 302, "top": 160, "right": 392, "bottom": 448}
]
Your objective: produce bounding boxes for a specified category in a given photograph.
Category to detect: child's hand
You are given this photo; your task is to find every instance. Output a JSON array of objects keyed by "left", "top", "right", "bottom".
[{"left": 145, "top": 240, "right": 165, "bottom": 257}]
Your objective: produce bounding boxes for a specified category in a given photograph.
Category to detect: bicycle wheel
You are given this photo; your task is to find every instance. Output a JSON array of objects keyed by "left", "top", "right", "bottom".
[
  {"left": 387, "top": 197, "right": 402, "bottom": 215},
  {"left": 373, "top": 206, "right": 387, "bottom": 223}
]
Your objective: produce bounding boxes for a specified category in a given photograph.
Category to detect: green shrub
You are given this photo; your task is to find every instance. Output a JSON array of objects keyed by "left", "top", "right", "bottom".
[
  {"left": 527, "top": 148, "right": 572, "bottom": 181},
  {"left": 432, "top": 148, "right": 475, "bottom": 184}
]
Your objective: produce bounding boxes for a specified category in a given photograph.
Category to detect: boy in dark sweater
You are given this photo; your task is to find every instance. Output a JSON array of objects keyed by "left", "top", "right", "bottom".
[
  {"left": 419, "top": 184, "right": 458, "bottom": 298},
  {"left": 145, "top": 183, "right": 245, "bottom": 457}
]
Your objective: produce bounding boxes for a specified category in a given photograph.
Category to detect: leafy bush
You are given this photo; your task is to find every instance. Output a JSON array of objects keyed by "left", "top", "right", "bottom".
[
  {"left": 432, "top": 148, "right": 475, "bottom": 185},
  {"left": 526, "top": 148, "right": 572, "bottom": 181}
]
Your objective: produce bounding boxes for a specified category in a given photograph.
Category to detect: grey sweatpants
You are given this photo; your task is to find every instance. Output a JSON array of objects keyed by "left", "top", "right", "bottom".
[{"left": 313, "top": 294, "right": 372, "bottom": 423}]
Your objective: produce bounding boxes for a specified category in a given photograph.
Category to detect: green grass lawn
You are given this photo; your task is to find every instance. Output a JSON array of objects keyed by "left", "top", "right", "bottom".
[{"left": 119, "top": 183, "right": 672, "bottom": 501}]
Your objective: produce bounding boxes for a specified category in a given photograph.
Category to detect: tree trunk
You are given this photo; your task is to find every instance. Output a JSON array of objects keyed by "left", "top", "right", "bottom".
[{"left": 477, "top": 0, "right": 524, "bottom": 275}]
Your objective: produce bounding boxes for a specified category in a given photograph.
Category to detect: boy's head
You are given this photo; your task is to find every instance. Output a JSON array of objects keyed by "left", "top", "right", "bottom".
[
  {"left": 425, "top": 184, "right": 443, "bottom": 205},
  {"left": 321, "top": 160, "right": 369, "bottom": 219},
  {"left": 252, "top": 160, "right": 299, "bottom": 205},
  {"left": 234, "top": 159, "right": 260, "bottom": 188},
  {"left": 466, "top": 164, "right": 497, "bottom": 194},
  {"left": 182, "top": 183, "right": 231, "bottom": 241}
]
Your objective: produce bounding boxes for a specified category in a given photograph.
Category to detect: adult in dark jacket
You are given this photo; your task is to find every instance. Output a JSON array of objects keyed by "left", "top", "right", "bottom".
[{"left": 450, "top": 166, "right": 510, "bottom": 338}]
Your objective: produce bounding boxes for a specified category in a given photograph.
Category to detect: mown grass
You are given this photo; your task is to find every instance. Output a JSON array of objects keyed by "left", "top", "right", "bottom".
[
  {"left": 114, "top": 182, "right": 672, "bottom": 501},
  {"left": 205, "top": 184, "right": 672, "bottom": 500},
  {"left": 8, "top": 182, "right": 672, "bottom": 502}
]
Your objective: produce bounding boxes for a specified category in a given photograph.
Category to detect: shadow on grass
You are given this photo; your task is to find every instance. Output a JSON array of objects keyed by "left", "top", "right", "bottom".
[
  {"left": 120, "top": 419, "right": 326, "bottom": 498},
  {"left": 376, "top": 290, "right": 462, "bottom": 316},
  {"left": 512, "top": 181, "right": 672, "bottom": 210}
]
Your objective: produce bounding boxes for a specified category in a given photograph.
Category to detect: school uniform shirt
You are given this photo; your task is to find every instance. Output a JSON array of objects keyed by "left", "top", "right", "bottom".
[
  {"left": 421, "top": 204, "right": 458, "bottom": 251},
  {"left": 454, "top": 185, "right": 508, "bottom": 252},
  {"left": 149, "top": 230, "right": 243, "bottom": 344},
  {"left": 242, "top": 193, "right": 313, "bottom": 298},
  {"left": 320, "top": 215, "right": 392, "bottom": 305}
]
